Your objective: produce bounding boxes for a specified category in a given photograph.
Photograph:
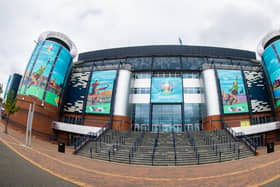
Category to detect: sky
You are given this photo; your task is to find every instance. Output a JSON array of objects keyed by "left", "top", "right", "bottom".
[{"left": 0, "top": 0, "right": 280, "bottom": 94}]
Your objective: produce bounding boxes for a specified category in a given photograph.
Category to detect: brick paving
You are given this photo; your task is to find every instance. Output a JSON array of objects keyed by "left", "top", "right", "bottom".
[{"left": 0, "top": 122, "right": 280, "bottom": 187}]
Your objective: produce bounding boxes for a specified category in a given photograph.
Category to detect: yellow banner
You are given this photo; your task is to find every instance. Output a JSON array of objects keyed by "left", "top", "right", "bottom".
[{"left": 240, "top": 120, "right": 250, "bottom": 127}]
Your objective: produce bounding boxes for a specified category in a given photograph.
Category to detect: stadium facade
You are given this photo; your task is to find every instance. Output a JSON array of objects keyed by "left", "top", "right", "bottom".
[{"left": 5, "top": 31, "right": 280, "bottom": 144}]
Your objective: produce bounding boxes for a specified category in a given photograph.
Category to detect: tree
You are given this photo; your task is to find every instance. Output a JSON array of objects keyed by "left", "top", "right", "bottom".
[{"left": 3, "top": 90, "right": 20, "bottom": 134}]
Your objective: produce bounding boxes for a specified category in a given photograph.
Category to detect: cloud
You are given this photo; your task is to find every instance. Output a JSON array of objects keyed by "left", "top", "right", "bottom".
[
  {"left": 0, "top": 0, "right": 279, "bottom": 95},
  {"left": 79, "top": 9, "right": 103, "bottom": 19},
  {"left": 198, "top": 3, "right": 273, "bottom": 50}
]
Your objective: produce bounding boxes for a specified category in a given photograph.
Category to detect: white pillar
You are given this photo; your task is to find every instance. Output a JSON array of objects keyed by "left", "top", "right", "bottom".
[
  {"left": 113, "top": 69, "right": 132, "bottom": 116},
  {"left": 202, "top": 69, "right": 221, "bottom": 116}
]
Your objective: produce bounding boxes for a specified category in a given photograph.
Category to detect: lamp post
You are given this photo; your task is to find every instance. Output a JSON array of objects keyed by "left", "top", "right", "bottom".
[{"left": 25, "top": 95, "right": 37, "bottom": 147}]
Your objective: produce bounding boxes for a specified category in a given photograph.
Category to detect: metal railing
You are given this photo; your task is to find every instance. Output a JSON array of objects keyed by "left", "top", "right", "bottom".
[
  {"left": 73, "top": 124, "right": 109, "bottom": 154},
  {"left": 75, "top": 129, "right": 254, "bottom": 165},
  {"left": 129, "top": 131, "right": 145, "bottom": 164},
  {"left": 225, "top": 128, "right": 257, "bottom": 155},
  {"left": 172, "top": 130, "right": 177, "bottom": 165},
  {"left": 151, "top": 132, "right": 159, "bottom": 165}
]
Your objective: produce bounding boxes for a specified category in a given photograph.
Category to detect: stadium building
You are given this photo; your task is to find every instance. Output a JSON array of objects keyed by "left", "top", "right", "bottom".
[{"left": 5, "top": 30, "right": 280, "bottom": 147}]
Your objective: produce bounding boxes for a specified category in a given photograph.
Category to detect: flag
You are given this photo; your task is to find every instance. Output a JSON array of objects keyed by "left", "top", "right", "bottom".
[{"left": 178, "top": 37, "right": 183, "bottom": 45}]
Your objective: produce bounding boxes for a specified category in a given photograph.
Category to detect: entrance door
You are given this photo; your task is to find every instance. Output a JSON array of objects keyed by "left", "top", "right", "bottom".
[{"left": 152, "top": 104, "right": 182, "bottom": 133}]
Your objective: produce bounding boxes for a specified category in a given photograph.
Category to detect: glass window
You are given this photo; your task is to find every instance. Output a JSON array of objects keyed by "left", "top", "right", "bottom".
[
  {"left": 131, "top": 88, "right": 150, "bottom": 94},
  {"left": 208, "top": 58, "right": 232, "bottom": 65},
  {"left": 134, "top": 72, "right": 152, "bottom": 79},
  {"left": 132, "top": 104, "right": 150, "bottom": 130},
  {"left": 184, "top": 87, "right": 201, "bottom": 94},
  {"left": 183, "top": 72, "right": 200, "bottom": 79},
  {"left": 153, "top": 57, "right": 181, "bottom": 70},
  {"left": 152, "top": 104, "right": 182, "bottom": 132},
  {"left": 127, "top": 57, "right": 152, "bottom": 70},
  {"left": 182, "top": 57, "right": 206, "bottom": 70},
  {"left": 184, "top": 103, "right": 201, "bottom": 129},
  {"left": 153, "top": 72, "right": 181, "bottom": 77}
]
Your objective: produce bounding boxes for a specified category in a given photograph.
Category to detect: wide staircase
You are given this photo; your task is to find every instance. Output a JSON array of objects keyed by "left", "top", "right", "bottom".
[{"left": 76, "top": 129, "right": 255, "bottom": 166}]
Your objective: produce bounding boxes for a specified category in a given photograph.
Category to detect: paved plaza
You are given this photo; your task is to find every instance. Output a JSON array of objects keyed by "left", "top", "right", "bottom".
[{"left": 0, "top": 122, "right": 280, "bottom": 187}]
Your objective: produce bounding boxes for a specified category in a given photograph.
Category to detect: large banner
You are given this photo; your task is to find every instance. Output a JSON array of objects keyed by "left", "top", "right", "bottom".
[
  {"left": 244, "top": 71, "right": 271, "bottom": 112},
  {"left": 18, "top": 41, "right": 43, "bottom": 95},
  {"left": 217, "top": 70, "right": 249, "bottom": 114},
  {"left": 263, "top": 42, "right": 280, "bottom": 107},
  {"left": 151, "top": 77, "right": 182, "bottom": 103},
  {"left": 19, "top": 40, "right": 60, "bottom": 100},
  {"left": 18, "top": 40, "right": 72, "bottom": 106},
  {"left": 86, "top": 70, "right": 117, "bottom": 114},
  {"left": 45, "top": 47, "right": 72, "bottom": 106}
]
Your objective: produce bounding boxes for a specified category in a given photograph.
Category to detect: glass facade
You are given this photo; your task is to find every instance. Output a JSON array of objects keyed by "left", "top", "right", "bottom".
[
  {"left": 63, "top": 49, "right": 266, "bottom": 132},
  {"left": 132, "top": 104, "right": 150, "bottom": 131},
  {"left": 152, "top": 104, "right": 182, "bottom": 132},
  {"left": 153, "top": 57, "right": 181, "bottom": 70},
  {"left": 182, "top": 57, "right": 206, "bottom": 70},
  {"left": 134, "top": 72, "right": 151, "bottom": 79},
  {"left": 184, "top": 87, "right": 201, "bottom": 94},
  {"left": 184, "top": 104, "right": 201, "bottom": 131},
  {"left": 127, "top": 57, "right": 152, "bottom": 70},
  {"left": 131, "top": 88, "right": 150, "bottom": 94},
  {"left": 153, "top": 72, "right": 181, "bottom": 77},
  {"left": 183, "top": 72, "right": 199, "bottom": 79}
]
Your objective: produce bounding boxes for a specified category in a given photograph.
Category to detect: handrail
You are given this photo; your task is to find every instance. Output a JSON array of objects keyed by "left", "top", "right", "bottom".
[
  {"left": 73, "top": 135, "right": 92, "bottom": 154},
  {"left": 129, "top": 131, "right": 145, "bottom": 163},
  {"left": 73, "top": 124, "right": 109, "bottom": 154},
  {"left": 225, "top": 128, "right": 257, "bottom": 155},
  {"left": 151, "top": 132, "right": 159, "bottom": 165},
  {"left": 172, "top": 130, "right": 177, "bottom": 165}
]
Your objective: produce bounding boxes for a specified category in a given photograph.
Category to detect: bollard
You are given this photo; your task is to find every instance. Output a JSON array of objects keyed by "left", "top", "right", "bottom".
[
  {"left": 90, "top": 147, "right": 93, "bottom": 159},
  {"left": 219, "top": 152, "right": 222, "bottom": 162},
  {"left": 238, "top": 148, "right": 240, "bottom": 160}
]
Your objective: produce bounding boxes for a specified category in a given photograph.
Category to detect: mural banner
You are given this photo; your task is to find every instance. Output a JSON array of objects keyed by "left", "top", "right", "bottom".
[
  {"left": 217, "top": 70, "right": 249, "bottom": 114},
  {"left": 86, "top": 70, "right": 117, "bottom": 114},
  {"left": 263, "top": 42, "right": 280, "bottom": 107},
  {"left": 151, "top": 77, "right": 182, "bottom": 103},
  {"left": 45, "top": 47, "right": 72, "bottom": 106},
  {"left": 19, "top": 41, "right": 60, "bottom": 100}
]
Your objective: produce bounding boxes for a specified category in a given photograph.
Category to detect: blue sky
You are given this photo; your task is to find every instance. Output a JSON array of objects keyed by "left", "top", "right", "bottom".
[{"left": 0, "top": 0, "right": 280, "bottom": 95}]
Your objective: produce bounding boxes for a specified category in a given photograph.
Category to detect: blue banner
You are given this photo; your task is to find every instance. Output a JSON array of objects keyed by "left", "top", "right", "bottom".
[
  {"left": 263, "top": 42, "right": 280, "bottom": 107},
  {"left": 151, "top": 77, "right": 182, "bottom": 103},
  {"left": 86, "top": 70, "right": 117, "bottom": 114},
  {"left": 217, "top": 70, "right": 249, "bottom": 114}
]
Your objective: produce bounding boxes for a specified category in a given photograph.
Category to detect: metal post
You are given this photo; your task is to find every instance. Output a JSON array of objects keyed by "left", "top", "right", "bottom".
[
  {"left": 90, "top": 147, "right": 92, "bottom": 159},
  {"left": 28, "top": 102, "right": 35, "bottom": 146},
  {"left": 238, "top": 148, "right": 240, "bottom": 160},
  {"left": 25, "top": 104, "right": 32, "bottom": 146},
  {"left": 95, "top": 141, "right": 98, "bottom": 153}
]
